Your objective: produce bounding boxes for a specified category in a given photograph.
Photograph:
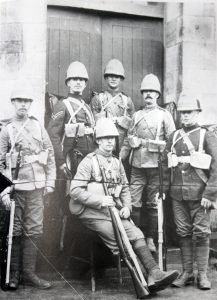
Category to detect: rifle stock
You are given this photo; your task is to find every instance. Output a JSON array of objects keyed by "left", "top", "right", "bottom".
[{"left": 100, "top": 164, "right": 149, "bottom": 298}]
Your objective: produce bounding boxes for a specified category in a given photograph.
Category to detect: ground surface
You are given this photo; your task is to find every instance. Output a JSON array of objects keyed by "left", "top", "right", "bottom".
[{"left": 1, "top": 262, "right": 217, "bottom": 300}]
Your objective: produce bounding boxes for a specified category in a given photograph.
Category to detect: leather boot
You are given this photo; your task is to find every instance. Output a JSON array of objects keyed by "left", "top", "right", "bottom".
[
  {"left": 172, "top": 237, "right": 194, "bottom": 288},
  {"left": 133, "top": 239, "right": 178, "bottom": 293},
  {"left": 131, "top": 207, "right": 141, "bottom": 226},
  {"left": 22, "top": 237, "right": 52, "bottom": 289},
  {"left": 146, "top": 209, "right": 158, "bottom": 253},
  {"left": 195, "top": 236, "right": 211, "bottom": 290},
  {"left": 9, "top": 236, "right": 21, "bottom": 290}
]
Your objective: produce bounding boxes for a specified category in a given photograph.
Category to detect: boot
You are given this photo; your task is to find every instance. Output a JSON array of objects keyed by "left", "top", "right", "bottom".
[
  {"left": 22, "top": 236, "right": 52, "bottom": 289},
  {"left": 195, "top": 236, "right": 211, "bottom": 290},
  {"left": 172, "top": 237, "right": 194, "bottom": 288},
  {"left": 146, "top": 238, "right": 156, "bottom": 253},
  {"left": 131, "top": 207, "right": 141, "bottom": 226},
  {"left": 9, "top": 236, "right": 21, "bottom": 290},
  {"left": 146, "top": 209, "right": 158, "bottom": 253},
  {"left": 133, "top": 239, "right": 178, "bottom": 293}
]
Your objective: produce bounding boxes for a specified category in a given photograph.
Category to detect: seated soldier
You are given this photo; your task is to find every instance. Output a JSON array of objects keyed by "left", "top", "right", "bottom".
[{"left": 70, "top": 118, "right": 178, "bottom": 295}]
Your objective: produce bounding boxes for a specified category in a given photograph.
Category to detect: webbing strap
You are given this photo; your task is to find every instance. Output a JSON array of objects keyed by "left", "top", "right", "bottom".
[{"left": 7, "top": 118, "right": 30, "bottom": 154}]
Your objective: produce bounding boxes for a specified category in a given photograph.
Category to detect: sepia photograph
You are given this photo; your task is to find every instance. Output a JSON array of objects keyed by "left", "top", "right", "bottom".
[{"left": 0, "top": 0, "right": 217, "bottom": 299}]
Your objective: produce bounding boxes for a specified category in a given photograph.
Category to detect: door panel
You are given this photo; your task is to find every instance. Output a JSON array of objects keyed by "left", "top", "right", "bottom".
[{"left": 47, "top": 7, "right": 163, "bottom": 108}]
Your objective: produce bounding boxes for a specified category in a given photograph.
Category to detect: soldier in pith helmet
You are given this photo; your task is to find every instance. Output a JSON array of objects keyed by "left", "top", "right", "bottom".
[
  {"left": 0, "top": 80, "right": 56, "bottom": 290},
  {"left": 47, "top": 61, "right": 96, "bottom": 176},
  {"left": 164, "top": 92, "right": 217, "bottom": 290},
  {"left": 90, "top": 59, "right": 135, "bottom": 151},
  {"left": 120, "top": 73, "right": 176, "bottom": 253},
  {"left": 70, "top": 117, "right": 178, "bottom": 295}
]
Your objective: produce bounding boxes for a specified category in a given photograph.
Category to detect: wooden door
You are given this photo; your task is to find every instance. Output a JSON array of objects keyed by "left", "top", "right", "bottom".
[{"left": 47, "top": 7, "right": 163, "bottom": 108}]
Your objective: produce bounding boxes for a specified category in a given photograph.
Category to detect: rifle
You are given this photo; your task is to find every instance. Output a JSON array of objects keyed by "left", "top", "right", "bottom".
[
  {"left": 100, "top": 164, "right": 149, "bottom": 299},
  {"left": 0, "top": 173, "right": 13, "bottom": 290},
  {"left": 157, "top": 149, "right": 167, "bottom": 271},
  {"left": 5, "top": 144, "right": 22, "bottom": 288}
]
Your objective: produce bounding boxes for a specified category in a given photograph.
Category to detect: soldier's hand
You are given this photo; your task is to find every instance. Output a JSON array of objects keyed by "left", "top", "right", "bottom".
[
  {"left": 1, "top": 194, "right": 11, "bottom": 210},
  {"left": 101, "top": 196, "right": 115, "bottom": 207},
  {"left": 155, "top": 192, "right": 166, "bottom": 202},
  {"left": 44, "top": 186, "right": 54, "bottom": 196},
  {"left": 201, "top": 197, "right": 213, "bottom": 209},
  {"left": 59, "top": 163, "right": 72, "bottom": 179},
  {"left": 119, "top": 207, "right": 130, "bottom": 219}
]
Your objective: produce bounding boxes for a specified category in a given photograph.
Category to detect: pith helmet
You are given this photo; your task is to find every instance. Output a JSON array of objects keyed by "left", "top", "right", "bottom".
[
  {"left": 140, "top": 73, "right": 161, "bottom": 94},
  {"left": 65, "top": 61, "right": 89, "bottom": 84},
  {"left": 11, "top": 80, "right": 35, "bottom": 101},
  {"left": 177, "top": 93, "right": 202, "bottom": 112},
  {"left": 95, "top": 118, "right": 119, "bottom": 139},
  {"left": 104, "top": 59, "right": 125, "bottom": 79}
]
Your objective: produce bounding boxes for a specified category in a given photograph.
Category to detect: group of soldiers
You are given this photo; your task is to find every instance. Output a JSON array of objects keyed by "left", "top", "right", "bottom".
[{"left": 0, "top": 58, "right": 217, "bottom": 298}]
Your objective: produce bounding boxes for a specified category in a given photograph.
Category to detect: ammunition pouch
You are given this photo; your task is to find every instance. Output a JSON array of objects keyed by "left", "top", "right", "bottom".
[
  {"left": 116, "top": 116, "right": 132, "bottom": 130},
  {"left": 69, "top": 198, "right": 85, "bottom": 215},
  {"left": 190, "top": 152, "right": 211, "bottom": 170},
  {"left": 167, "top": 152, "right": 179, "bottom": 168},
  {"left": 167, "top": 152, "right": 211, "bottom": 170},
  {"left": 128, "top": 135, "right": 141, "bottom": 148},
  {"left": 147, "top": 139, "right": 166, "bottom": 153},
  {"left": 65, "top": 123, "right": 93, "bottom": 138},
  {"left": 38, "top": 150, "right": 48, "bottom": 166}
]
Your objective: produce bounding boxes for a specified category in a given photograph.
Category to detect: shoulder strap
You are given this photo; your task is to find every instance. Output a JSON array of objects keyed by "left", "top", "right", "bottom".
[
  {"left": 171, "top": 127, "right": 200, "bottom": 152},
  {"left": 7, "top": 118, "right": 30, "bottom": 154},
  {"left": 63, "top": 99, "right": 84, "bottom": 124},
  {"left": 68, "top": 97, "right": 95, "bottom": 125},
  {"left": 156, "top": 110, "right": 164, "bottom": 140},
  {"left": 103, "top": 93, "right": 122, "bottom": 110},
  {"left": 199, "top": 128, "right": 206, "bottom": 152}
]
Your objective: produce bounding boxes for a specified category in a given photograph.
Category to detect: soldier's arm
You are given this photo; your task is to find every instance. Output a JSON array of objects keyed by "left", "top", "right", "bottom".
[
  {"left": 127, "top": 97, "right": 135, "bottom": 118},
  {"left": 119, "top": 162, "right": 132, "bottom": 211},
  {"left": 41, "top": 126, "right": 56, "bottom": 188},
  {"left": 163, "top": 110, "right": 176, "bottom": 141},
  {"left": 70, "top": 156, "right": 103, "bottom": 209},
  {"left": 202, "top": 131, "right": 217, "bottom": 202},
  {"left": 90, "top": 94, "right": 102, "bottom": 118},
  {"left": 119, "top": 115, "right": 136, "bottom": 160},
  {"left": 47, "top": 101, "right": 66, "bottom": 167},
  {"left": 0, "top": 126, "right": 10, "bottom": 172}
]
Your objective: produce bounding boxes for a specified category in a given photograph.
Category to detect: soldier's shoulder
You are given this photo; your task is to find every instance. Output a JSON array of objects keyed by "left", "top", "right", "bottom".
[{"left": 157, "top": 106, "right": 168, "bottom": 113}]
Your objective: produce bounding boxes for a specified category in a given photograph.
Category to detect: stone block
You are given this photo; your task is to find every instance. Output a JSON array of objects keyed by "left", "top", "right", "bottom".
[
  {"left": 165, "top": 2, "right": 182, "bottom": 22},
  {"left": 183, "top": 2, "right": 216, "bottom": 17},
  {"left": 183, "top": 42, "right": 217, "bottom": 71},
  {"left": 182, "top": 16, "right": 215, "bottom": 44},
  {"left": 165, "top": 17, "right": 183, "bottom": 47},
  {"left": 198, "top": 93, "right": 217, "bottom": 126},
  {"left": 165, "top": 44, "right": 182, "bottom": 72}
]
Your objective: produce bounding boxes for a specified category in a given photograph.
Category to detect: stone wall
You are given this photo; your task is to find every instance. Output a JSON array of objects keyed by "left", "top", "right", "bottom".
[
  {"left": 0, "top": 0, "right": 47, "bottom": 123},
  {"left": 165, "top": 2, "right": 217, "bottom": 126}
]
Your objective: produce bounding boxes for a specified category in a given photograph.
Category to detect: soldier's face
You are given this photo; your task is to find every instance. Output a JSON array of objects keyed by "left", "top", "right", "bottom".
[
  {"left": 12, "top": 99, "right": 32, "bottom": 117},
  {"left": 180, "top": 110, "right": 199, "bottom": 127},
  {"left": 97, "top": 137, "right": 116, "bottom": 153},
  {"left": 67, "top": 78, "right": 87, "bottom": 94},
  {"left": 105, "top": 75, "right": 122, "bottom": 90},
  {"left": 142, "top": 90, "right": 159, "bottom": 107}
]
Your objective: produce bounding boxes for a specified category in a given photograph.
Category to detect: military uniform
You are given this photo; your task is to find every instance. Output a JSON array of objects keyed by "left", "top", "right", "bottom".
[
  {"left": 121, "top": 105, "right": 175, "bottom": 240},
  {"left": 167, "top": 94, "right": 217, "bottom": 290},
  {"left": 90, "top": 90, "right": 135, "bottom": 148},
  {"left": 165, "top": 124, "right": 217, "bottom": 236},
  {"left": 70, "top": 149, "right": 145, "bottom": 253},
  {"left": 0, "top": 116, "right": 56, "bottom": 235},
  {"left": 0, "top": 114, "right": 56, "bottom": 289},
  {"left": 47, "top": 94, "right": 96, "bottom": 168}
]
